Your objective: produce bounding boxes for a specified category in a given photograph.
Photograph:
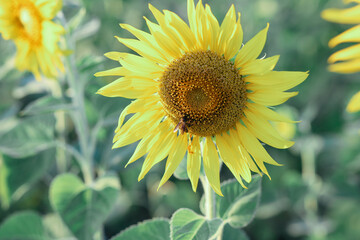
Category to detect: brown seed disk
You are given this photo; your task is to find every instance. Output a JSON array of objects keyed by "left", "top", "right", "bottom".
[{"left": 159, "top": 50, "right": 247, "bottom": 136}]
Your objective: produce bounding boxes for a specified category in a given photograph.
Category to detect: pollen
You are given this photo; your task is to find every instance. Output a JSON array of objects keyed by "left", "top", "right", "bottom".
[{"left": 159, "top": 50, "right": 247, "bottom": 136}]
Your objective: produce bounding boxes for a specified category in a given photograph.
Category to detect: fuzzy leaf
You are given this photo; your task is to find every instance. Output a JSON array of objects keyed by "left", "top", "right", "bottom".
[
  {"left": 49, "top": 173, "right": 120, "bottom": 240},
  {"left": 216, "top": 175, "right": 262, "bottom": 228},
  {"left": 171, "top": 208, "right": 222, "bottom": 240},
  {"left": 111, "top": 219, "right": 170, "bottom": 240}
]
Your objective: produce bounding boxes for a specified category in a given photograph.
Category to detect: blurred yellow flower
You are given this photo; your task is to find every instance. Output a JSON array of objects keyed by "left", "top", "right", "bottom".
[
  {"left": 322, "top": 0, "right": 360, "bottom": 112},
  {"left": 96, "top": 0, "right": 307, "bottom": 195},
  {"left": 272, "top": 107, "right": 297, "bottom": 140},
  {"left": 0, "top": 0, "right": 64, "bottom": 79}
]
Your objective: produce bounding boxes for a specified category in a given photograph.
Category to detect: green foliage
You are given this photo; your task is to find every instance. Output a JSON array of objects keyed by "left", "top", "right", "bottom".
[
  {"left": 0, "top": 115, "right": 56, "bottom": 158},
  {"left": 221, "top": 225, "right": 249, "bottom": 240},
  {"left": 170, "top": 208, "right": 222, "bottom": 240},
  {"left": 49, "top": 173, "right": 120, "bottom": 240},
  {"left": 0, "top": 149, "right": 55, "bottom": 208},
  {"left": 21, "top": 96, "right": 73, "bottom": 116},
  {"left": 173, "top": 157, "right": 188, "bottom": 180},
  {"left": 0, "top": 211, "right": 50, "bottom": 240},
  {"left": 111, "top": 219, "right": 170, "bottom": 240},
  {"left": 216, "top": 176, "right": 262, "bottom": 228}
]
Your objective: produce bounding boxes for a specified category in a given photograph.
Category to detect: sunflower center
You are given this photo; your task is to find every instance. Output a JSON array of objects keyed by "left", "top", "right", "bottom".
[
  {"left": 159, "top": 50, "right": 247, "bottom": 136},
  {"left": 18, "top": 4, "right": 42, "bottom": 44}
]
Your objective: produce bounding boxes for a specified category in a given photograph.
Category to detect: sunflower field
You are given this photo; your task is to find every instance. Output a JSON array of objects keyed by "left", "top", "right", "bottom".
[{"left": 0, "top": 0, "right": 359, "bottom": 240}]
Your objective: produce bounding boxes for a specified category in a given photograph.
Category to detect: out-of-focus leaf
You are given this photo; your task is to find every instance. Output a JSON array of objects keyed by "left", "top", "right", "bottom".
[
  {"left": 111, "top": 218, "right": 170, "bottom": 240},
  {"left": 0, "top": 211, "right": 50, "bottom": 240},
  {"left": 216, "top": 175, "right": 261, "bottom": 228},
  {"left": 0, "top": 115, "right": 56, "bottom": 158},
  {"left": 21, "top": 96, "right": 73, "bottom": 116},
  {"left": 68, "top": 8, "right": 86, "bottom": 33},
  {"left": 0, "top": 149, "right": 55, "bottom": 208},
  {"left": 170, "top": 208, "right": 222, "bottom": 240},
  {"left": 173, "top": 156, "right": 188, "bottom": 180},
  {"left": 221, "top": 224, "right": 249, "bottom": 240},
  {"left": 43, "top": 214, "right": 75, "bottom": 240},
  {"left": 49, "top": 173, "right": 120, "bottom": 240}
]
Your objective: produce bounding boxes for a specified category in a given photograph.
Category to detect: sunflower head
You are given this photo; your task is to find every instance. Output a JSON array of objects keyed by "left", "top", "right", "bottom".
[
  {"left": 96, "top": 0, "right": 308, "bottom": 195},
  {"left": 0, "top": 0, "right": 64, "bottom": 79}
]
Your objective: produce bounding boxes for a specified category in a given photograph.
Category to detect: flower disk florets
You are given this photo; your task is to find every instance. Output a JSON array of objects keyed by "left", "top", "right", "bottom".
[{"left": 160, "top": 50, "right": 247, "bottom": 136}]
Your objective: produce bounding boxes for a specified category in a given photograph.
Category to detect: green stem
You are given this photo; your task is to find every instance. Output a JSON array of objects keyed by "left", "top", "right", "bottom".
[
  {"left": 64, "top": 55, "right": 93, "bottom": 184},
  {"left": 46, "top": 80, "right": 68, "bottom": 173},
  {"left": 301, "top": 138, "right": 325, "bottom": 239},
  {"left": 200, "top": 176, "right": 216, "bottom": 219},
  {"left": 60, "top": 12, "right": 94, "bottom": 184}
]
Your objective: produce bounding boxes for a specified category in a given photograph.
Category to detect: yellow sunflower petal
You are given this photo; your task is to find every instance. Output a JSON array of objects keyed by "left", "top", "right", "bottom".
[
  {"left": 144, "top": 17, "right": 183, "bottom": 59},
  {"left": 187, "top": 136, "right": 201, "bottom": 192},
  {"left": 165, "top": 10, "right": 196, "bottom": 50},
  {"left": 245, "top": 71, "right": 308, "bottom": 92},
  {"left": 321, "top": 5, "right": 360, "bottom": 24},
  {"left": 204, "top": 4, "right": 220, "bottom": 51},
  {"left": 248, "top": 90, "right": 298, "bottom": 106},
  {"left": 115, "top": 37, "right": 169, "bottom": 64},
  {"left": 149, "top": 4, "right": 192, "bottom": 52},
  {"left": 96, "top": 77, "right": 158, "bottom": 98},
  {"left": 138, "top": 130, "right": 177, "bottom": 181},
  {"left": 158, "top": 134, "right": 188, "bottom": 188},
  {"left": 203, "top": 137, "right": 223, "bottom": 196},
  {"left": 247, "top": 102, "right": 297, "bottom": 123},
  {"left": 329, "top": 43, "right": 360, "bottom": 63},
  {"left": 104, "top": 51, "right": 122, "bottom": 61},
  {"left": 347, "top": 91, "right": 360, "bottom": 112},
  {"left": 187, "top": 0, "right": 197, "bottom": 34},
  {"left": 120, "top": 23, "right": 169, "bottom": 61},
  {"left": 94, "top": 67, "right": 126, "bottom": 77},
  {"left": 328, "top": 58, "right": 360, "bottom": 73},
  {"left": 113, "top": 110, "right": 163, "bottom": 148},
  {"left": 228, "top": 128, "right": 261, "bottom": 175},
  {"left": 239, "top": 55, "right": 279, "bottom": 75},
  {"left": 216, "top": 134, "right": 249, "bottom": 186},
  {"left": 115, "top": 95, "right": 161, "bottom": 132},
  {"left": 126, "top": 120, "right": 171, "bottom": 166},
  {"left": 223, "top": 13, "right": 243, "bottom": 60},
  {"left": 244, "top": 110, "right": 294, "bottom": 149},
  {"left": 236, "top": 125, "right": 270, "bottom": 178},
  {"left": 235, "top": 23, "right": 269, "bottom": 67},
  {"left": 236, "top": 124, "right": 281, "bottom": 177},
  {"left": 329, "top": 25, "right": 360, "bottom": 48}
]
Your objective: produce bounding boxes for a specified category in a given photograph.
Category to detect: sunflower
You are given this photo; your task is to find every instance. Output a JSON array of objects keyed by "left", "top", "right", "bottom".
[
  {"left": 322, "top": 0, "right": 360, "bottom": 112},
  {"left": 96, "top": 0, "right": 308, "bottom": 195},
  {"left": 0, "top": 0, "right": 64, "bottom": 79}
]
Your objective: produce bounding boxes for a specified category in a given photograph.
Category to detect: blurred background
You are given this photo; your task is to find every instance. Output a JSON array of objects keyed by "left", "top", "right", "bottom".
[{"left": 0, "top": 0, "right": 359, "bottom": 239}]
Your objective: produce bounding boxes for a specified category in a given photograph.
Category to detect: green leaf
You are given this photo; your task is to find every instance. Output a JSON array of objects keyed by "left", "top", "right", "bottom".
[
  {"left": 216, "top": 175, "right": 262, "bottom": 228},
  {"left": 221, "top": 225, "right": 249, "bottom": 240},
  {"left": 49, "top": 173, "right": 120, "bottom": 240},
  {"left": 171, "top": 208, "right": 222, "bottom": 240},
  {"left": 43, "top": 214, "right": 75, "bottom": 239},
  {"left": 0, "top": 149, "right": 55, "bottom": 208},
  {"left": 111, "top": 219, "right": 170, "bottom": 240},
  {"left": 0, "top": 211, "right": 50, "bottom": 240},
  {"left": 68, "top": 8, "right": 86, "bottom": 33},
  {"left": 0, "top": 115, "right": 56, "bottom": 158},
  {"left": 21, "top": 96, "right": 73, "bottom": 116},
  {"left": 173, "top": 156, "right": 188, "bottom": 180}
]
